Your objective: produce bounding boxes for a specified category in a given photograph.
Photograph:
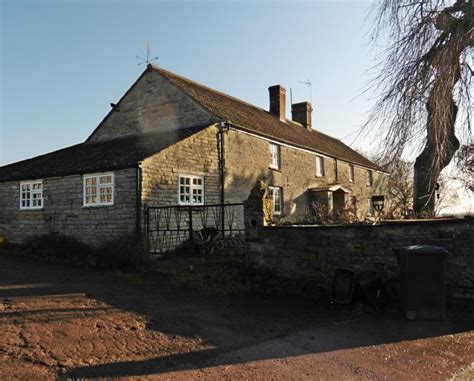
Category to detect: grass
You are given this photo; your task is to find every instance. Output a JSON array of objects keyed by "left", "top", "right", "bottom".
[
  {"left": 154, "top": 255, "right": 249, "bottom": 295},
  {"left": 0, "top": 234, "right": 323, "bottom": 299}
]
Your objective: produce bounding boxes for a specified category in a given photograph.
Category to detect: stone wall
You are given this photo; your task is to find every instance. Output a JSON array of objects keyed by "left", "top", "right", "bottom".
[
  {"left": 87, "top": 70, "right": 218, "bottom": 143},
  {"left": 224, "top": 128, "right": 386, "bottom": 221},
  {"left": 140, "top": 125, "right": 221, "bottom": 207},
  {"left": 246, "top": 219, "right": 474, "bottom": 300},
  {"left": 0, "top": 168, "right": 137, "bottom": 246}
]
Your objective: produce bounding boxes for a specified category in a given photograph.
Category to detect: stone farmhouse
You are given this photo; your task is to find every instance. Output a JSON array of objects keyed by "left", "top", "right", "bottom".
[{"left": 0, "top": 65, "right": 386, "bottom": 246}]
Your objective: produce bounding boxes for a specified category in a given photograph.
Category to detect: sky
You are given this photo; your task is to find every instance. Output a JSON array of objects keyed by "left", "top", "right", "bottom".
[{"left": 1, "top": 0, "right": 378, "bottom": 166}]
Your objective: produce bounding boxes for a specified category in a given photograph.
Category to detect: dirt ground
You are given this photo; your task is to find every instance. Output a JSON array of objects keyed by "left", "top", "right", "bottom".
[{"left": 0, "top": 255, "right": 472, "bottom": 380}]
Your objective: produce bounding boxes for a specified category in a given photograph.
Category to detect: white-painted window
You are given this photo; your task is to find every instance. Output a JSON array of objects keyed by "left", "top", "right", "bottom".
[
  {"left": 83, "top": 173, "right": 114, "bottom": 207},
  {"left": 367, "top": 198, "right": 373, "bottom": 216},
  {"left": 349, "top": 164, "right": 355, "bottom": 182},
  {"left": 268, "top": 186, "right": 282, "bottom": 215},
  {"left": 316, "top": 155, "right": 325, "bottom": 177},
  {"left": 20, "top": 180, "right": 43, "bottom": 210},
  {"left": 269, "top": 143, "right": 280, "bottom": 170},
  {"left": 178, "top": 175, "right": 204, "bottom": 205},
  {"left": 367, "top": 170, "right": 373, "bottom": 186}
]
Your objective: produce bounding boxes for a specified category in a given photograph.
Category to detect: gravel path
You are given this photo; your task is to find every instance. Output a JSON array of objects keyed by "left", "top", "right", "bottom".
[{"left": 0, "top": 255, "right": 472, "bottom": 380}]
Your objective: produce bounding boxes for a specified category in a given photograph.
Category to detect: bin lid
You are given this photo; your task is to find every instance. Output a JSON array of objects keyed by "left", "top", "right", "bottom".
[{"left": 393, "top": 245, "right": 449, "bottom": 256}]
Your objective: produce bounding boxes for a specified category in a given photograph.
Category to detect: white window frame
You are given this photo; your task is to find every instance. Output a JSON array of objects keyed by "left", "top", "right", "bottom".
[
  {"left": 269, "top": 143, "right": 280, "bottom": 170},
  {"left": 19, "top": 180, "right": 43, "bottom": 210},
  {"left": 316, "top": 155, "right": 325, "bottom": 177},
  {"left": 349, "top": 164, "right": 355, "bottom": 182},
  {"left": 178, "top": 175, "right": 204, "bottom": 206},
  {"left": 268, "top": 186, "right": 282, "bottom": 216},
  {"left": 83, "top": 172, "right": 115, "bottom": 207},
  {"left": 367, "top": 170, "right": 373, "bottom": 186},
  {"left": 367, "top": 198, "right": 373, "bottom": 216}
]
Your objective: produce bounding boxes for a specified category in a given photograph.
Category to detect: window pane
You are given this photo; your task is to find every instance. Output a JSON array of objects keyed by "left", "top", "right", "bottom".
[
  {"left": 316, "top": 156, "right": 324, "bottom": 176},
  {"left": 100, "top": 175, "right": 112, "bottom": 184}
]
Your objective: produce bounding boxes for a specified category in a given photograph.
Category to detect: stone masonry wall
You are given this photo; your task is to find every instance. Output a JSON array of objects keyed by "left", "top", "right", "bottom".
[
  {"left": 87, "top": 70, "right": 218, "bottom": 143},
  {"left": 140, "top": 125, "right": 221, "bottom": 208},
  {"left": 0, "top": 168, "right": 137, "bottom": 246},
  {"left": 246, "top": 219, "right": 474, "bottom": 300},
  {"left": 224, "top": 128, "right": 386, "bottom": 221}
]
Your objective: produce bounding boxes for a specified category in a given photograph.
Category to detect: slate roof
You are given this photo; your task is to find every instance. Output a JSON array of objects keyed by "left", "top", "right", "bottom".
[
  {"left": 0, "top": 127, "right": 206, "bottom": 182},
  {"left": 152, "top": 65, "right": 381, "bottom": 171}
]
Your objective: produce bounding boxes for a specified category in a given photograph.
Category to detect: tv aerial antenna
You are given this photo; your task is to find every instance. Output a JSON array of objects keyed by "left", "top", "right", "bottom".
[
  {"left": 298, "top": 79, "right": 313, "bottom": 103},
  {"left": 137, "top": 41, "right": 159, "bottom": 66}
]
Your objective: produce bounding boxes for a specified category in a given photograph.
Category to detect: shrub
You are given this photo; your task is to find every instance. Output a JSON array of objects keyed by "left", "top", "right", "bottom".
[
  {"left": 93, "top": 236, "right": 149, "bottom": 271},
  {"left": 2, "top": 233, "right": 149, "bottom": 271},
  {"left": 21, "top": 233, "right": 93, "bottom": 265}
]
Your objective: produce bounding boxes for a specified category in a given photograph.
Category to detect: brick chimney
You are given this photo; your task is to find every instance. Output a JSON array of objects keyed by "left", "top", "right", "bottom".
[
  {"left": 268, "top": 85, "right": 286, "bottom": 121},
  {"left": 292, "top": 102, "right": 313, "bottom": 130}
]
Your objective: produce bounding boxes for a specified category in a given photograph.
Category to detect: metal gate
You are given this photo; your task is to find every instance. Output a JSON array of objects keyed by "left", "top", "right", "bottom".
[{"left": 145, "top": 203, "right": 246, "bottom": 255}]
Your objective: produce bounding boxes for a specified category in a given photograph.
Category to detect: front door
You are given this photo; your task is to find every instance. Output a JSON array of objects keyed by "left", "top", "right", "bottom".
[{"left": 333, "top": 189, "right": 346, "bottom": 215}]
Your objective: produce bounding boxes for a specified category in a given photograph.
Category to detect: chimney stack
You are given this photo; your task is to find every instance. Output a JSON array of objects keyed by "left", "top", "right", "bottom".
[
  {"left": 292, "top": 102, "right": 313, "bottom": 130},
  {"left": 268, "top": 85, "right": 286, "bottom": 121}
]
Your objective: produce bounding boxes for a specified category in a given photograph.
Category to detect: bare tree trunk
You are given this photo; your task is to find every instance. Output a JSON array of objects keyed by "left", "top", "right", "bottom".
[{"left": 413, "top": 91, "right": 460, "bottom": 216}]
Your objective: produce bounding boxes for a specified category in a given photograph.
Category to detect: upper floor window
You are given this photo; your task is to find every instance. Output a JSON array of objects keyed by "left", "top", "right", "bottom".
[
  {"left": 20, "top": 180, "right": 43, "bottom": 210},
  {"left": 268, "top": 186, "right": 282, "bottom": 215},
  {"left": 178, "top": 175, "right": 204, "bottom": 205},
  {"left": 349, "top": 165, "right": 355, "bottom": 182},
  {"left": 269, "top": 143, "right": 280, "bottom": 170},
  {"left": 367, "top": 170, "right": 373, "bottom": 186},
  {"left": 83, "top": 173, "right": 114, "bottom": 207},
  {"left": 316, "top": 155, "right": 325, "bottom": 177}
]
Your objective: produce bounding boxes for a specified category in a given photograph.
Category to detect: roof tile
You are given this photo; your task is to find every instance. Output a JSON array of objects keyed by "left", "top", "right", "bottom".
[{"left": 153, "top": 65, "right": 380, "bottom": 171}]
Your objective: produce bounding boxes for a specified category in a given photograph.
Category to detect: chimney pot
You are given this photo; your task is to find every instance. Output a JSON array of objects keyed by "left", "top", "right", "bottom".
[
  {"left": 292, "top": 102, "right": 313, "bottom": 130},
  {"left": 268, "top": 85, "right": 286, "bottom": 121}
]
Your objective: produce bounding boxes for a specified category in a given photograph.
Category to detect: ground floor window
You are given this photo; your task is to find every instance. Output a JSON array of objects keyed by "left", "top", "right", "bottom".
[
  {"left": 20, "top": 180, "right": 43, "bottom": 209},
  {"left": 367, "top": 198, "right": 373, "bottom": 216},
  {"left": 268, "top": 186, "right": 282, "bottom": 215},
  {"left": 83, "top": 173, "right": 114, "bottom": 206},
  {"left": 178, "top": 175, "right": 204, "bottom": 205}
]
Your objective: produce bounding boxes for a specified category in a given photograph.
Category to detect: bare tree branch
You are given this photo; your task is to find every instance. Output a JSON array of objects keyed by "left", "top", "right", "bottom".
[{"left": 365, "top": 0, "right": 473, "bottom": 215}]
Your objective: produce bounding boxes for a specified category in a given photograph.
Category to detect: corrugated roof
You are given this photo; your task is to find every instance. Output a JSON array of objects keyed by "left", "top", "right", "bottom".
[
  {"left": 0, "top": 126, "right": 206, "bottom": 182},
  {"left": 152, "top": 65, "right": 381, "bottom": 171}
]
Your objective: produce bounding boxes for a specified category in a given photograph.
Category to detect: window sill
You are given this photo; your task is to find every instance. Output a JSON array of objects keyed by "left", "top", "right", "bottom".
[
  {"left": 82, "top": 204, "right": 115, "bottom": 208},
  {"left": 19, "top": 208, "right": 43, "bottom": 211}
]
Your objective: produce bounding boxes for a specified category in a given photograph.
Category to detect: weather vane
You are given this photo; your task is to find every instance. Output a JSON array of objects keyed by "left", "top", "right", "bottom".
[
  {"left": 298, "top": 79, "right": 313, "bottom": 103},
  {"left": 136, "top": 41, "right": 159, "bottom": 66}
]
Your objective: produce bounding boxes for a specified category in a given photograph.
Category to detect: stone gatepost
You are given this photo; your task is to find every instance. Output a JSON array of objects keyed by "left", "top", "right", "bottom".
[{"left": 243, "top": 180, "right": 272, "bottom": 239}]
